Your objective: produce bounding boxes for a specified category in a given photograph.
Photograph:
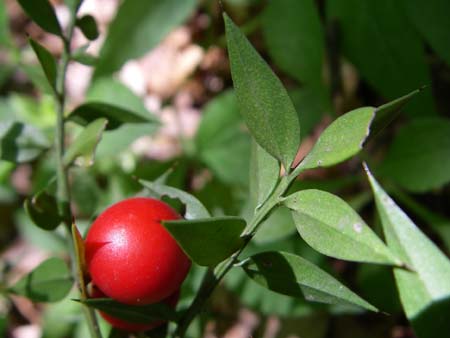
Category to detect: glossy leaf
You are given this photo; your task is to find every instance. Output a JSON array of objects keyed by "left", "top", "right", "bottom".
[
  {"left": 366, "top": 165, "right": 450, "bottom": 337},
  {"left": 139, "top": 179, "right": 210, "bottom": 219},
  {"left": 283, "top": 189, "right": 401, "bottom": 265},
  {"left": 262, "top": 0, "right": 324, "bottom": 85},
  {"left": 298, "top": 107, "right": 374, "bottom": 171},
  {"left": 79, "top": 298, "right": 178, "bottom": 323},
  {"left": 249, "top": 140, "right": 279, "bottom": 210},
  {"left": 163, "top": 216, "right": 246, "bottom": 266},
  {"left": 401, "top": 0, "right": 450, "bottom": 67},
  {"left": 224, "top": 13, "right": 301, "bottom": 170},
  {"left": 64, "top": 118, "right": 107, "bottom": 167},
  {"left": 17, "top": 0, "right": 62, "bottom": 36},
  {"left": 76, "top": 15, "right": 99, "bottom": 40},
  {"left": 0, "top": 121, "right": 49, "bottom": 163},
  {"left": 94, "top": 0, "right": 196, "bottom": 77},
  {"left": 67, "top": 102, "right": 157, "bottom": 130},
  {"left": 24, "top": 190, "right": 62, "bottom": 231},
  {"left": 29, "top": 38, "right": 57, "bottom": 92},
  {"left": 195, "top": 91, "right": 250, "bottom": 186},
  {"left": 243, "top": 251, "right": 377, "bottom": 312},
  {"left": 380, "top": 118, "right": 450, "bottom": 192},
  {"left": 326, "top": 0, "right": 434, "bottom": 117},
  {"left": 8, "top": 258, "right": 72, "bottom": 302}
]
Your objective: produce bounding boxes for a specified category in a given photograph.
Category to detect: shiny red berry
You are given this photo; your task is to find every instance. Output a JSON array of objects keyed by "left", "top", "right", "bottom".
[{"left": 85, "top": 197, "right": 191, "bottom": 305}]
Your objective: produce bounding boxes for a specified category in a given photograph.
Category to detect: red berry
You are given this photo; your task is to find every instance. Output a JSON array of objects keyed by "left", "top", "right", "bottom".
[
  {"left": 85, "top": 197, "right": 191, "bottom": 305},
  {"left": 91, "top": 285, "right": 179, "bottom": 332}
]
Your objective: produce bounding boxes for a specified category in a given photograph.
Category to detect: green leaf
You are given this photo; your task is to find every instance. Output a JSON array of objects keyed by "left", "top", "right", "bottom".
[
  {"left": 195, "top": 91, "right": 250, "bottom": 186},
  {"left": 139, "top": 179, "right": 210, "bottom": 219},
  {"left": 401, "top": 0, "right": 450, "bottom": 67},
  {"left": 0, "top": 0, "right": 12, "bottom": 47},
  {"left": 289, "top": 86, "right": 332, "bottom": 140},
  {"left": 262, "top": 0, "right": 324, "bottom": 85},
  {"left": 17, "top": 0, "right": 62, "bottom": 36},
  {"left": 64, "top": 118, "right": 107, "bottom": 167},
  {"left": 366, "top": 165, "right": 450, "bottom": 336},
  {"left": 370, "top": 88, "right": 423, "bottom": 137},
  {"left": 243, "top": 251, "right": 377, "bottom": 312},
  {"left": 20, "top": 64, "right": 54, "bottom": 95},
  {"left": 0, "top": 121, "right": 49, "bottom": 163},
  {"left": 72, "top": 50, "right": 98, "bottom": 66},
  {"left": 24, "top": 190, "right": 62, "bottom": 231},
  {"left": 249, "top": 140, "right": 279, "bottom": 210},
  {"left": 326, "top": 0, "right": 435, "bottom": 117},
  {"left": 79, "top": 298, "right": 178, "bottom": 323},
  {"left": 8, "top": 258, "right": 72, "bottom": 302},
  {"left": 29, "top": 38, "right": 57, "bottom": 92},
  {"left": 76, "top": 15, "right": 99, "bottom": 41},
  {"left": 94, "top": 0, "right": 196, "bottom": 78},
  {"left": 253, "top": 206, "right": 296, "bottom": 244},
  {"left": 298, "top": 107, "right": 374, "bottom": 171},
  {"left": 65, "top": 0, "right": 83, "bottom": 14},
  {"left": 67, "top": 102, "right": 158, "bottom": 130},
  {"left": 162, "top": 216, "right": 246, "bottom": 266},
  {"left": 380, "top": 117, "right": 450, "bottom": 192},
  {"left": 224, "top": 13, "right": 301, "bottom": 170},
  {"left": 86, "top": 78, "right": 158, "bottom": 157},
  {"left": 283, "top": 189, "right": 401, "bottom": 265}
]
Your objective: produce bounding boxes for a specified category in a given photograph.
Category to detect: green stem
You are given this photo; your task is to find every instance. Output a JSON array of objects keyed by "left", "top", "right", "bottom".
[
  {"left": 53, "top": 14, "right": 102, "bottom": 338},
  {"left": 172, "top": 175, "right": 294, "bottom": 337}
]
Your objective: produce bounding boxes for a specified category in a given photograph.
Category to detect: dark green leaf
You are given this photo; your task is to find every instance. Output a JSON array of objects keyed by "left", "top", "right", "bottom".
[
  {"left": 94, "top": 0, "right": 196, "bottom": 77},
  {"left": 64, "top": 118, "right": 107, "bottom": 167},
  {"left": 366, "top": 165, "right": 450, "bottom": 336},
  {"left": 224, "top": 13, "right": 301, "bottom": 170},
  {"left": 163, "top": 217, "right": 246, "bottom": 266},
  {"left": 76, "top": 15, "right": 99, "bottom": 40},
  {"left": 79, "top": 298, "right": 178, "bottom": 323},
  {"left": 0, "top": 121, "right": 49, "bottom": 163},
  {"left": 67, "top": 102, "right": 158, "bottom": 130},
  {"left": 139, "top": 179, "right": 210, "bottom": 219},
  {"left": 370, "top": 88, "right": 423, "bottom": 137},
  {"left": 8, "top": 258, "right": 72, "bottom": 302},
  {"left": 0, "top": 316, "right": 5, "bottom": 338},
  {"left": 17, "top": 0, "right": 62, "bottom": 36},
  {"left": 327, "top": 0, "right": 435, "bottom": 117},
  {"left": 243, "top": 251, "right": 377, "bottom": 312},
  {"left": 29, "top": 38, "right": 57, "bottom": 92},
  {"left": 283, "top": 189, "right": 401, "bottom": 265},
  {"left": 249, "top": 141, "right": 279, "bottom": 210},
  {"left": 401, "top": 0, "right": 450, "bottom": 66},
  {"left": 289, "top": 86, "right": 332, "bottom": 140},
  {"left": 262, "top": 0, "right": 324, "bottom": 85},
  {"left": 380, "top": 118, "right": 450, "bottom": 192},
  {"left": 195, "top": 91, "right": 250, "bottom": 186},
  {"left": 297, "top": 107, "right": 374, "bottom": 171},
  {"left": 24, "top": 190, "right": 62, "bottom": 231}
]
